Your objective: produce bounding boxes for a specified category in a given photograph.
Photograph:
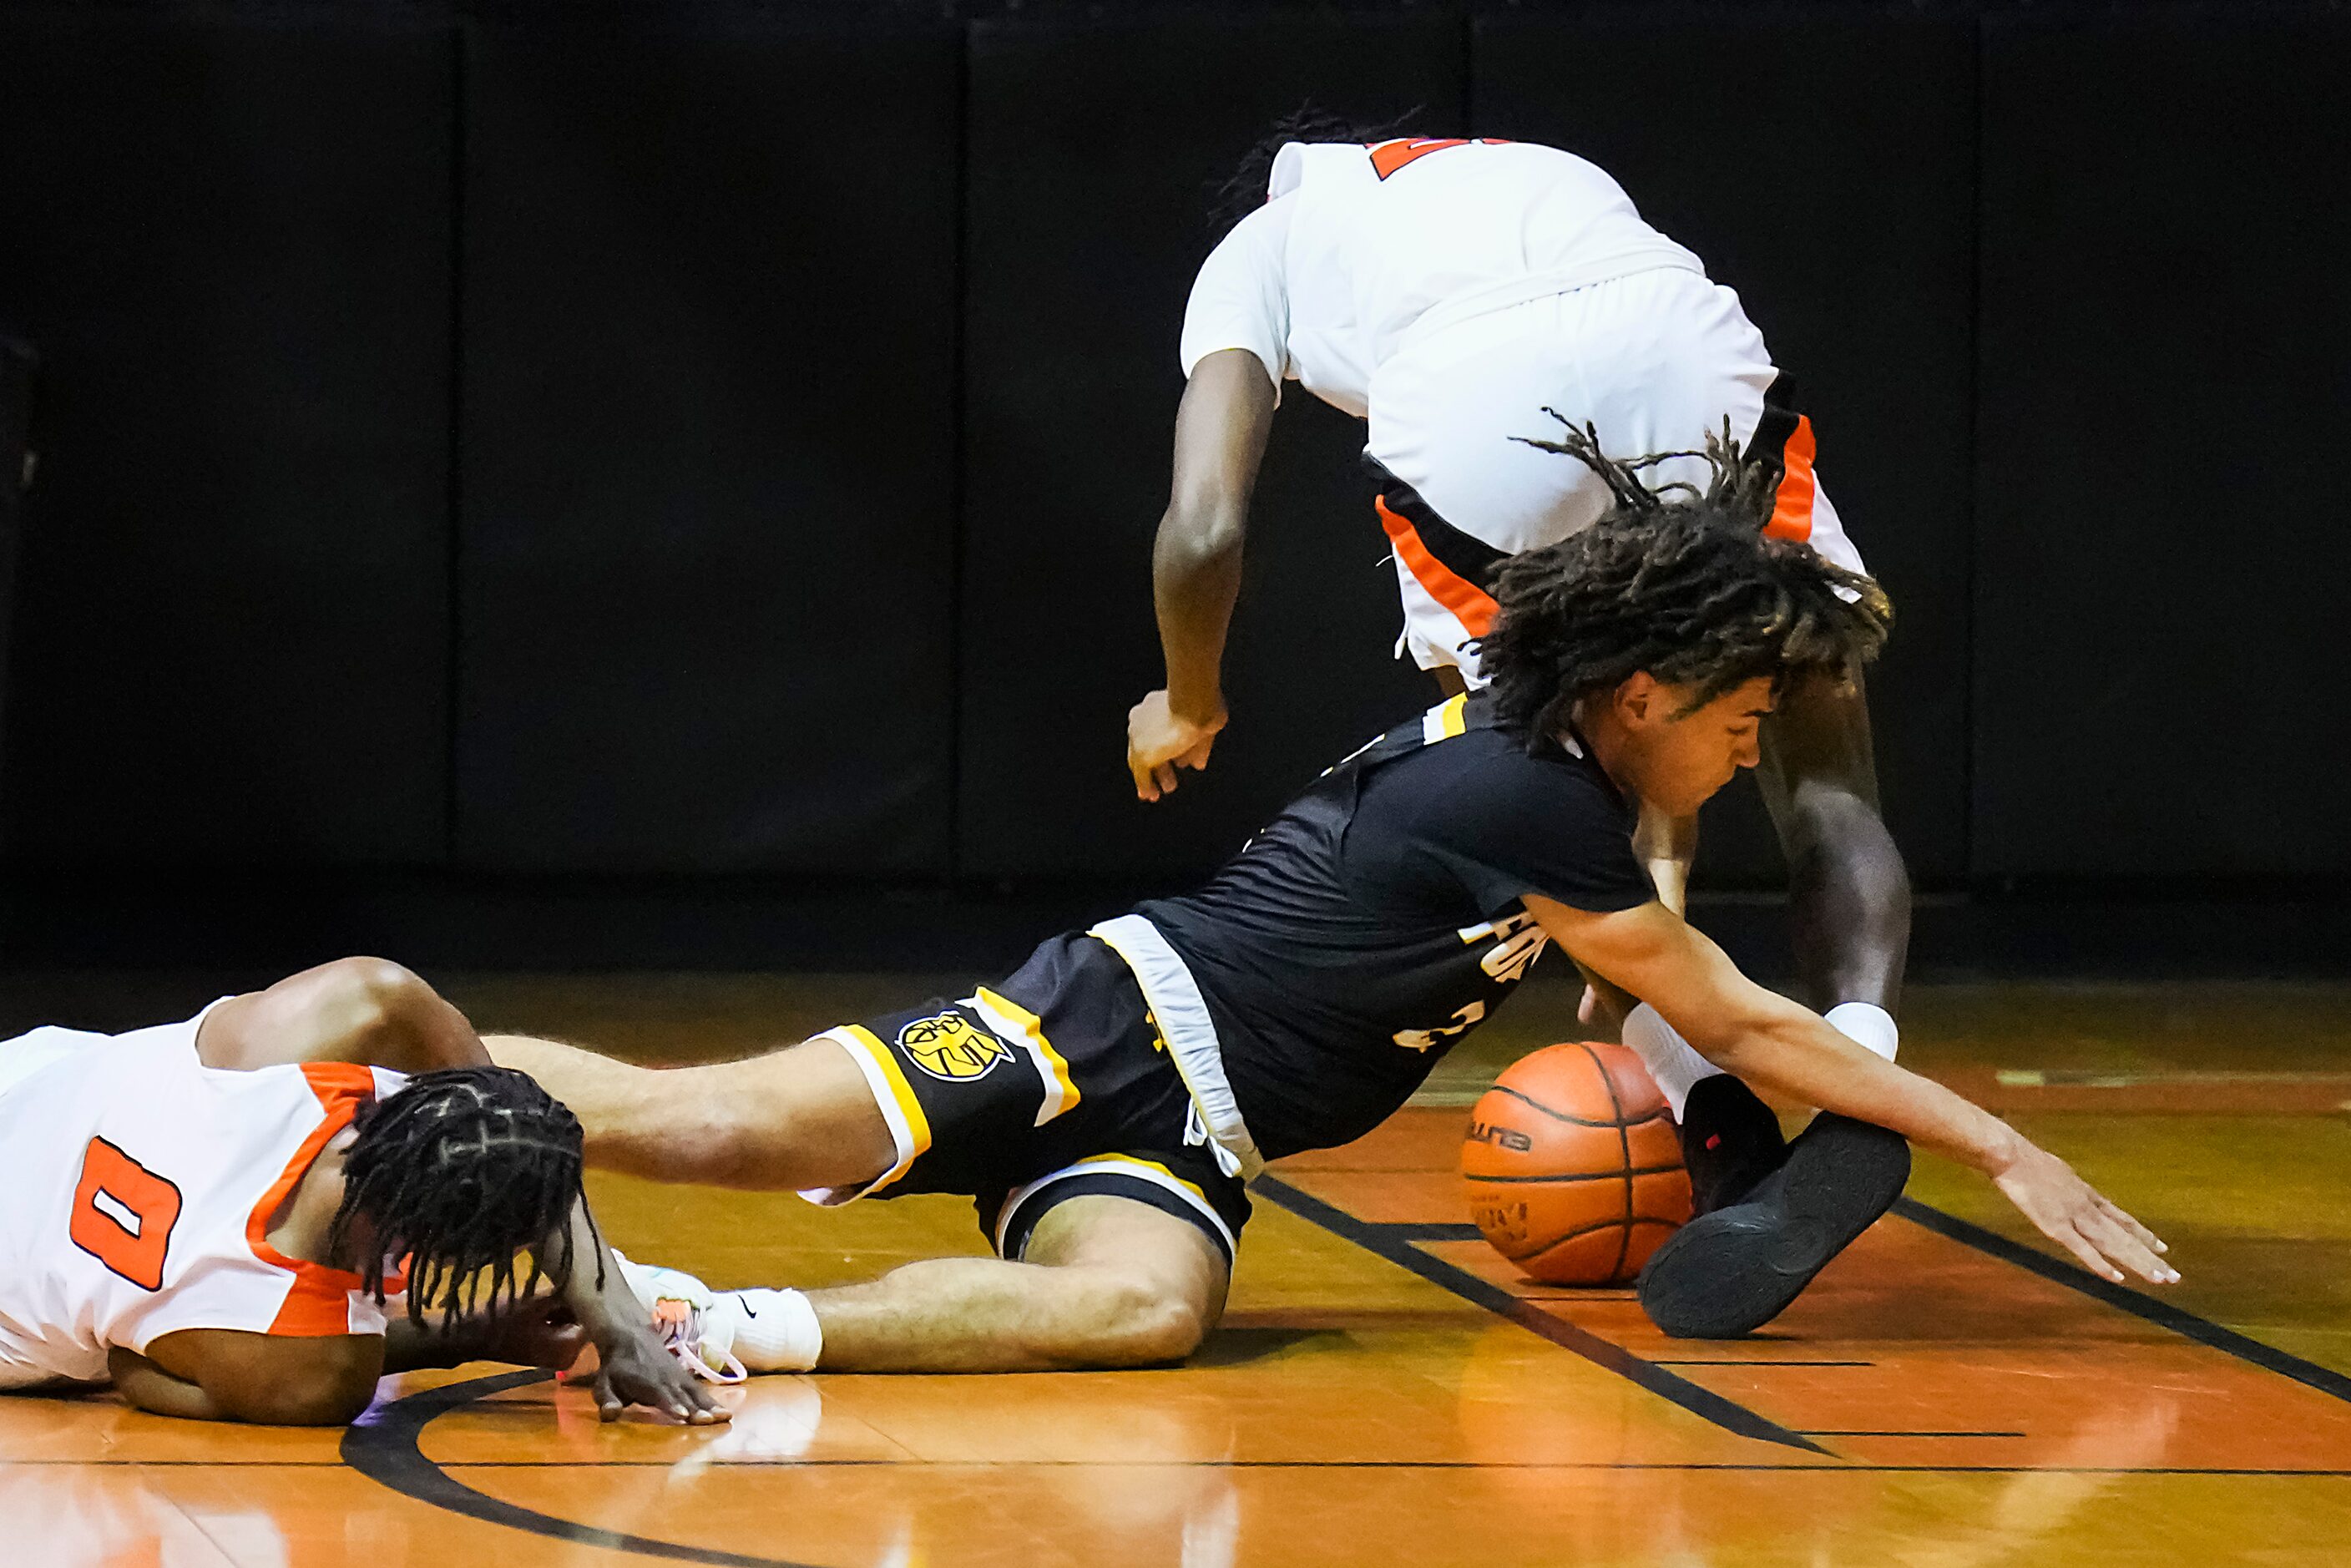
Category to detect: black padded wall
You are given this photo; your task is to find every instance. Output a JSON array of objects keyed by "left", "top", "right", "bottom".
[
  {"left": 1474, "top": 6, "right": 1977, "bottom": 884},
  {"left": 0, "top": 18, "right": 453, "bottom": 867},
  {"left": 0, "top": 334, "right": 30, "bottom": 758},
  {"left": 1974, "top": 8, "right": 2351, "bottom": 878},
  {"left": 456, "top": 22, "right": 962, "bottom": 873},
  {"left": 959, "top": 15, "right": 1461, "bottom": 881},
  {"left": 0, "top": 2, "right": 2339, "bottom": 918}
]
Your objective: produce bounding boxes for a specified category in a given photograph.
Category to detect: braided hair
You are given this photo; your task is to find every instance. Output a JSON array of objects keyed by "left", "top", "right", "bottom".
[
  {"left": 1477, "top": 412, "right": 1893, "bottom": 744},
  {"left": 327, "top": 1065, "right": 600, "bottom": 1324}
]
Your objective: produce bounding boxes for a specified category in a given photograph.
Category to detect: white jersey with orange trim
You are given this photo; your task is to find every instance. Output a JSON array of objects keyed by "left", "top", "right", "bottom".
[
  {"left": 1180, "top": 137, "right": 1863, "bottom": 680},
  {"left": 0, "top": 1007, "right": 406, "bottom": 1388},
  {"left": 1180, "top": 137, "right": 1705, "bottom": 416}
]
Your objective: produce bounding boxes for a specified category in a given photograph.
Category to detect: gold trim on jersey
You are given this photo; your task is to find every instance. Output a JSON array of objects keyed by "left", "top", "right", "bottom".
[{"left": 1422, "top": 692, "right": 1469, "bottom": 744}]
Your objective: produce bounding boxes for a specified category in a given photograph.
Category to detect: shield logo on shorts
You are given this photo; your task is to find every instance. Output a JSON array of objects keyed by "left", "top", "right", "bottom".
[{"left": 895, "top": 1012, "right": 1012, "bottom": 1082}]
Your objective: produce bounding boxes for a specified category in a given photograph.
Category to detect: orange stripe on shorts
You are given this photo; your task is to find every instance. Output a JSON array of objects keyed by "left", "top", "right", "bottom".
[
  {"left": 1376, "top": 495, "right": 1497, "bottom": 640},
  {"left": 1765, "top": 415, "right": 1818, "bottom": 544}
]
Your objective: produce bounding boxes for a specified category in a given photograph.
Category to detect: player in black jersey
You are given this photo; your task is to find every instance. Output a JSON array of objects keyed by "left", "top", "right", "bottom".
[{"left": 488, "top": 429, "right": 2173, "bottom": 1377}]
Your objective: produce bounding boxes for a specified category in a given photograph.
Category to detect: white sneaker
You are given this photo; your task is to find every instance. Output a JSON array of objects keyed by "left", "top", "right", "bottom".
[{"left": 609, "top": 1250, "right": 748, "bottom": 1384}]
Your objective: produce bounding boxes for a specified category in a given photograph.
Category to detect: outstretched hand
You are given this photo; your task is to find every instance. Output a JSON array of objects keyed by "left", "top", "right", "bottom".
[
  {"left": 1992, "top": 1139, "right": 2178, "bottom": 1287},
  {"left": 589, "top": 1320, "right": 731, "bottom": 1425},
  {"left": 1127, "top": 690, "right": 1225, "bottom": 802}
]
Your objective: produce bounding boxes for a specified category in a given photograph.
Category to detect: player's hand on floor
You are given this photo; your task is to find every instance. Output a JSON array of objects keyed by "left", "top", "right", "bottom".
[
  {"left": 1127, "top": 690, "right": 1225, "bottom": 802},
  {"left": 1991, "top": 1138, "right": 2178, "bottom": 1287},
  {"left": 591, "top": 1322, "right": 731, "bottom": 1425}
]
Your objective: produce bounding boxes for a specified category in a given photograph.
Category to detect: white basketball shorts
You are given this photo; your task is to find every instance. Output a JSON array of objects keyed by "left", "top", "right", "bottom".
[{"left": 1364, "top": 266, "right": 1865, "bottom": 681}]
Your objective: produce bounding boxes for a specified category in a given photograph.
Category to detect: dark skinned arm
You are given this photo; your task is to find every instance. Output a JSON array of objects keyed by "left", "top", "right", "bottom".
[
  {"left": 111, "top": 1295, "right": 601, "bottom": 1426},
  {"left": 111, "top": 1332, "right": 383, "bottom": 1426},
  {"left": 195, "top": 958, "right": 489, "bottom": 1077},
  {"left": 112, "top": 1232, "right": 715, "bottom": 1427},
  {"left": 1126, "top": 347, "right": 1279, "bottom": 801}
]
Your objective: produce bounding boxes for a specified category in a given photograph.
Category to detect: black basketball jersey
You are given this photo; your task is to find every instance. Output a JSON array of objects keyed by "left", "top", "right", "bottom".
[{"left": 1136, "top": 692, "right": 1656, "bottom": 1159}]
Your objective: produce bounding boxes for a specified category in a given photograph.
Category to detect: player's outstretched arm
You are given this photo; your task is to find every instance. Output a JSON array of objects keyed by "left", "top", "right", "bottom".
[
  {"left": 1128, "top": 347, "right": 1277, "bottom": 802},
  {"left": 1753, "top": 669, "right": 1911, "bottom": 1011},
  {"left": 1529, "top": 893, "right": 2178, "bottom": 1288}
]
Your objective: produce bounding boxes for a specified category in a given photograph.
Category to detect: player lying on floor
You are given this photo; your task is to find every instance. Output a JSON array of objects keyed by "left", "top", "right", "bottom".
[
  {"left": 488, "top": 427, "right": 2177, "bottom": 1378},
  {"left": 0, "top": 959, "right": 728, "bottom": 1426}
]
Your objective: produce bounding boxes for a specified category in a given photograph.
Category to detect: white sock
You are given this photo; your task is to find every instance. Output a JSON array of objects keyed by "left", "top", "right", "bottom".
[
  {"left": 1826, "top": 1001, "right": 1899, "bottom": 1062},
  {"left": 1620, "top": 1003, "right": 1722, "bottom": 1120},
  {"left": 726, "top": 1287, "right": 824, "bottom": 1373}
]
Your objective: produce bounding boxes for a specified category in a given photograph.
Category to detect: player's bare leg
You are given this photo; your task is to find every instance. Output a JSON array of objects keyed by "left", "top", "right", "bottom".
[
  {"left": 484, "top": 1034, "right": 895, "bottom": 1193},
  {"left": 723, "top": 1195, "right": 1226, "bottom": 1374},
  {"left": 1752, "top": 666, "right": 1909, "bottom": 1014}
]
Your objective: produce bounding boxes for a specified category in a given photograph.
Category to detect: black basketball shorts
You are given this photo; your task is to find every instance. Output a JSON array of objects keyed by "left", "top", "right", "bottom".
[{"left": 802, "top": 930, "right": 1253, "bottom": 1267}]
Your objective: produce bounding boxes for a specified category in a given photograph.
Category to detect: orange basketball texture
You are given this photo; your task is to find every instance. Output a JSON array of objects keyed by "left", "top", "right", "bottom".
[{"left": 1463, "top": 1041, "right": 1693, "bottom": 1285}]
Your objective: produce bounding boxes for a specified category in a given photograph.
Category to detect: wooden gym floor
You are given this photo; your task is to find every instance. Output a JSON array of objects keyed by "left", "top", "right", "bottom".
[{"left": 7, "top": 971, "right": 2351, "bottom": 1566}]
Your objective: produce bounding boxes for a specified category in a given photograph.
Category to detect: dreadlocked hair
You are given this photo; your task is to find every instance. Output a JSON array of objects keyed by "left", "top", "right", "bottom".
[
  {"left": 1208, "top": 104, "right": 1422, "bottom": 234},
  {"left": 327, "top": 1065, "right": 599, "bottom": 1326},
  {"left": 1478, "top": 412, "right": 1893, "bottom": 744}
]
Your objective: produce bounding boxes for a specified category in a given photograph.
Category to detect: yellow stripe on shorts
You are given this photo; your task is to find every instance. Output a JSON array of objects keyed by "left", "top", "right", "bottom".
[
  {"left": 972, "top": 986, "right": 1080, "bottom": 1126},
  {"left": 838, "top": 1023, "right": 932, "bottom": 1191}
]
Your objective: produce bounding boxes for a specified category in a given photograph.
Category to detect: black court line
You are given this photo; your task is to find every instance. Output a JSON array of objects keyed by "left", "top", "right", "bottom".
[
  {"left": 1652, "top": 1360, "right": 1875, "bottom": 1368},
  {"left": 1794, "top": 1430, "right": 2028, "bottom": 1439},
  {"left": 1368, "top": 1221, "right": 1486, "bottom": 1242},
  {"left": 1895, "top": 1198, "right": 2351, "bottom": 1409},
  {"left": 341, "top": 1368, "right": 827, "bottom": 1568},
  {"left": 1253, "top": 1174, "right": 1830, "bottom": 1455}
]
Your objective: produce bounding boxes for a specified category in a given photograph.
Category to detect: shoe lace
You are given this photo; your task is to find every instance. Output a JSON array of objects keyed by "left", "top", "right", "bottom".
[{"left": 650, "top": 1297, "right": 747, "bottom": 1385}]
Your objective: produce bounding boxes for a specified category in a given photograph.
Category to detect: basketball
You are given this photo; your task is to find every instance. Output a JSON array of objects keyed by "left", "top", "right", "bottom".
[{"left": 1463, "top": 1041, "right": 1693, "bottom": 1285}]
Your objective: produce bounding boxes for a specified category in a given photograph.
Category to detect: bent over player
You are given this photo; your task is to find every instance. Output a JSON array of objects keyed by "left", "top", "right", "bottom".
[
  {"left": 1125, "top": 126, "right": 1913, "bottom": 1313},
  {"left": 0, "top": 959, "right": 727, "bottom": 1426},
  {"left": 491, "top": 433, "right": 2174, "bottom": 1376}
]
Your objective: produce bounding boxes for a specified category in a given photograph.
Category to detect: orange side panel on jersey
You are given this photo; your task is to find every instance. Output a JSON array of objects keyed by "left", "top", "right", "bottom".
[
  {"left": 1376, "top": 495, "right": 1497, "bottom": 640},
  {"left": 247, "top": 1062, "right": 379, "bottom": 1337},
  {"left": 1764, "top": 415, "right": 1818, "bottom": 543}
]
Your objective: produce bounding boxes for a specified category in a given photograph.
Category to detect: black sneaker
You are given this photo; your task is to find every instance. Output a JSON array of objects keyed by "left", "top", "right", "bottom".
[
  {"left": 1676, "top": 1075, "right": 1790, "bottom": 1215},
  {"left": 1638, "top": 1112, "right": 1911, "bottom": 1338}
]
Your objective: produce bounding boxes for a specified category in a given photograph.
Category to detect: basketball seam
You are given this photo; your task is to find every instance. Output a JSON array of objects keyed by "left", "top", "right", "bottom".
[
  {"left": 1577, "top": 1042, "right": 1636, "bottom": 1282},
  {"left": 1464, "top": 1164, "right": 1687, "bottom": 1185},
  {"left": 1494, "top": 1214, "right": 1676, "bottom": 1264},
  {"left": 1485, "top": 1082, "right": 1671, "bottom": 1130}
]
